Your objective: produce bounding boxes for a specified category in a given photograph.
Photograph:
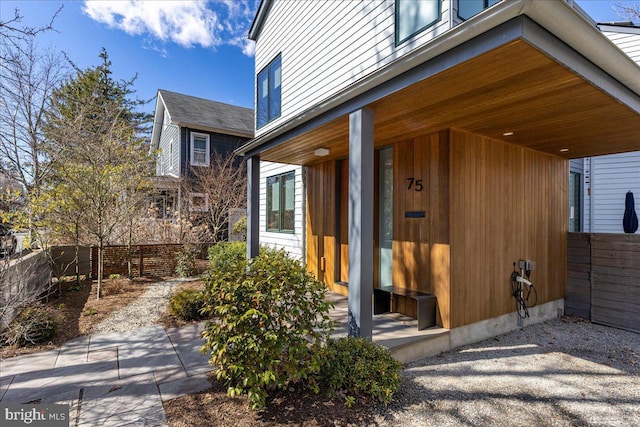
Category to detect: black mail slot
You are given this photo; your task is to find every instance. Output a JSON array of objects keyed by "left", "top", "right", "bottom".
[{"left": 404, "top": 211, "right": 426, "bottom": 218}]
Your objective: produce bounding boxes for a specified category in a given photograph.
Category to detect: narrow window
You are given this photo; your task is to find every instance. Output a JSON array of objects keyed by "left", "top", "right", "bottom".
[
  {"left": 190, "top": 132, "right": 210, "bottom": 167},
  {"left": 266, "top": 171, "right": 295, "bottom": 232},
  {"left": 257, "top": 55, "right": 282, "bottom": 129},
  {"left": 396, "top": 0, "right": 441, "bottom": 45},
  {"left": 458, "top": 0, "right": 500, "bottom": 21},
  {"left": 569, "top": 172, "right": 582, "bottom": 232}
]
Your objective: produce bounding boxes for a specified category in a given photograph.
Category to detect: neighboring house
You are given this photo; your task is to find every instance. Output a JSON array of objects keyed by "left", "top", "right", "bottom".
[
  {"left": 149, "top": 89, "right": 253, "bottom": 224},
  {"left": 570, "top": 22, "right": 640, "bottom": 233},
  {"left": 236, "top": 0, "right": 640, "bottom": 354}
]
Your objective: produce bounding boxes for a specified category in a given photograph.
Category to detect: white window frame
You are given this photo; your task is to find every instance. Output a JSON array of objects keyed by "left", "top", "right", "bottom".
[
  {"left": 190, "top": 132, "right": 210, "bottom": 167},
  {"left": 189, "top": 192, "right": 209, "bottom": 212}
]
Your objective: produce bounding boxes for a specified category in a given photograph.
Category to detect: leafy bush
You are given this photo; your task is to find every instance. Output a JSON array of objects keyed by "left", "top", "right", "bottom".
[
  {"left": 169, "top": 289, "right": 206, "bottom": 321},
  {"left": 2, "top": 304, "right": 57, "bottom": 347},
  {"left": 175, "top": 245, "right": 198, "bottom": 277},
  {"left": 232, "top": 216, "right": 247, "bottom": 239},
  {"left": 319, "top": 337, "right": 402, "bottom": 405},
  {"left": 207, "top": 241, "right": 247, "bottom": 278},
  {"left": 201, "top": 247, "right": 334, "bottom": 409}
]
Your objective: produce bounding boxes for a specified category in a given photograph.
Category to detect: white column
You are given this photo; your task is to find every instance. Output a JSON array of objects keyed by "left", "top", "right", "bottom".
[{"left": 348, "top": 108, "right": 374, "bottom": 340}]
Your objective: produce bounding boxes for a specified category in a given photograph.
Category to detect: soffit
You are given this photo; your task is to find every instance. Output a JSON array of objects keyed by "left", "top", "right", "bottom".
[{"left": 259, "top": 40, "right": 640, "bottom": 165}]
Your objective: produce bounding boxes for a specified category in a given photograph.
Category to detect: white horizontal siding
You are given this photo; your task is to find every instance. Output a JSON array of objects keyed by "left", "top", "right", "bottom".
[
  {"left": 603, "top": 31, "right": 640, "bottom": 64},
  {"left": 583, "top": 157, "right": 591, "bottom": 232},
  {"left": 259, "top": 161, "right": 305, "bottom": 259},
  {"left": 590, "top": 152, "right": 640, "bottom": 233},
  {"left": 157, "top": 124, "right": 180, "bottom": 177},
  {"left": 255, "top": 0, "right": 452, "bottom": 137}
]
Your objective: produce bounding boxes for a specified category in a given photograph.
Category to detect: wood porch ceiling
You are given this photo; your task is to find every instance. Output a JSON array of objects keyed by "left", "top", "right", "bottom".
[{"left": 259, "top": 40, "right": 640, "bottom": 166}]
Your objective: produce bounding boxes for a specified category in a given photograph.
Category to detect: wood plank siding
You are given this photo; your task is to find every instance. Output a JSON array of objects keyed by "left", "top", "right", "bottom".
[
  {"left": 306, "top": 160, "right": 340, "bottom": 292},
  {"left": 306, "top": 128, "right": 568, "bottom": 329},
  {"left": 449, "top": 129, "right": 567, "bottom": 328},
  {"left": 254, "top": 0, "right": 452, "bottom": 137},
  {"left": 392, "top": 132, "right": 450, "bottom": 323}
]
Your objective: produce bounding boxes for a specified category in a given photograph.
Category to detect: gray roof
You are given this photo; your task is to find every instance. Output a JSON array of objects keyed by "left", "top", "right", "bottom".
[{"left": 159, "top": 89, "right": 254, "bottom": 136}]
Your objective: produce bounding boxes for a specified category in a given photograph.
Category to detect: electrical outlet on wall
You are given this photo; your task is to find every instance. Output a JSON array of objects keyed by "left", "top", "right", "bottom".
[{"left": 519, "top": 260, "right": 537, "bottom": 271}]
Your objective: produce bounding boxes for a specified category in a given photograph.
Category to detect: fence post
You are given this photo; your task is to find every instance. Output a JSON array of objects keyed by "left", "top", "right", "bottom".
[{"left": 139, "top": 245, "right": 144, "bottom": 277}]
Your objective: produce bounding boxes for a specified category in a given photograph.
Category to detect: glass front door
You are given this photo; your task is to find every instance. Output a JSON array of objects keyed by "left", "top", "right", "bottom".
[{"left": 379, "top": 148, "right": 393, "bottom": 289}]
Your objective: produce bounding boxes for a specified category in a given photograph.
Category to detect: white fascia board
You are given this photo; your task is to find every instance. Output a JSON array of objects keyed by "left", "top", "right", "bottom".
[
  {"left": 597, "top": 24, "right": 640, "bottom": 35},
  {"left": 237, "top": 0, "right": 640, "bottom": 157},
  {"left": 149, "top": 91, "right": 167, "bottom": 154}
]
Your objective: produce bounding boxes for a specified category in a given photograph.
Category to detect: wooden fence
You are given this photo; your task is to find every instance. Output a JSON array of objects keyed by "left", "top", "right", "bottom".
[
  {"left": 566, "top": 233, "right": 640, "bottom": 333},
  {"left": 91, "top": 244, "right": 185, "bottom": 278},
  {"left": 51, "top": 246, "right": 92, "bottom": 278},
  {"left": 50, "top": 243, "right": 215, "bottom": 279}
]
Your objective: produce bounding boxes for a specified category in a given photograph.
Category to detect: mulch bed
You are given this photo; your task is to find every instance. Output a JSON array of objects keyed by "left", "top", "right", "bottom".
[
  {"left": 0, "top": 277, "right": 152, "bottom": 359},
  {"left": 164, "top": 374, "right": 379, "bottom": 427}
]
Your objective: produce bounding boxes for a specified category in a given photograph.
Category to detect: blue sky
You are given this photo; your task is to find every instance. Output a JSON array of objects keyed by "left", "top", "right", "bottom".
[
  {"left": 0, "top": 0, "right": 635, "bottom": 117},
  {"left": 1, "top": 0, "right": 259, "bottom": 114}
]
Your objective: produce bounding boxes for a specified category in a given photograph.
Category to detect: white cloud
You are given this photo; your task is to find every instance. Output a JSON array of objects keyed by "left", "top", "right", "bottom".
[{"left": 83, "top": 0, "right": 256, "bottom": 56}]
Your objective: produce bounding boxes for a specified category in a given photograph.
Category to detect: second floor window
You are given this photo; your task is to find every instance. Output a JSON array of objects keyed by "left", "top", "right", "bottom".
[
  {"left": 458, "top": 0, "right": 500, "bottom": 21},
  {"left": 190, "top": 132, "right": 210, "bottom": 166},
  {"left": 396, "top": 0, "right": 441, "bottom": 45},
  {"left": 257, "top": 55, "right": 282, "bottom": 129},
  {"left": 266, "top": 171, "right": 295, "bottom": 232}
]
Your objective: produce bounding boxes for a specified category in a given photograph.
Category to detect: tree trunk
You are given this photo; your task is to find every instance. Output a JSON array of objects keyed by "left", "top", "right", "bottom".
[
  {"left": 97, "top": 241, "right": 103, "bottom": 300},
  {"left": 74, "top": 219, "right": 80, "bottom": 287}
]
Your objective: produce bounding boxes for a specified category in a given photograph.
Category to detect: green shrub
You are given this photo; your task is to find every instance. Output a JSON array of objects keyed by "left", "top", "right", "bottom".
[
  {"left": 232, "top": 216, "right": 247, "bottom": 239},
  {"left": 319, "top": 337, "right": 403, "bottom": 405},
  {"left": 201, "top": 247, "right": 334, "bottom": 409},
  {"left": 2, "top": 304, "right": 57, "bottom": 347},
  {"left": 175, "top": 245, "right": 198, "bottom": 277},
  {"left": 169, "top": 289, "right": 206, "bottom": 321},
  {"left": 207, "top": 241, "right": 247, "bottom": 278}
]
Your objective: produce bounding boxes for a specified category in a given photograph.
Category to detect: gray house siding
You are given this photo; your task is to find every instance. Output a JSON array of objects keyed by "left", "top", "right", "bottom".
[{"left": 179, "top": 128, "right": 249, "bottom": 177}]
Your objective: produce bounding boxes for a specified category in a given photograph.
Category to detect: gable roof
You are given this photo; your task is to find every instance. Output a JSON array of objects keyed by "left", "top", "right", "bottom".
[
  {"left": 150, "top": 90, "right": 254, "bottom": 152},
  {"left": 160, "top": 90, "right": 253, "bottom": 135}
]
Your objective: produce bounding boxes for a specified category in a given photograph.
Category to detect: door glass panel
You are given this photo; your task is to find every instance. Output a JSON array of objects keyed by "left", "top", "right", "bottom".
[{"left": 379, "top": 148, "right": 393, "bottom": 289}]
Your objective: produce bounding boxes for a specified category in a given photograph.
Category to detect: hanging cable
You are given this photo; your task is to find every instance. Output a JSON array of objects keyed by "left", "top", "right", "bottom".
[{"left": 511, "top": 262, "right": 538, "bottom": 319}]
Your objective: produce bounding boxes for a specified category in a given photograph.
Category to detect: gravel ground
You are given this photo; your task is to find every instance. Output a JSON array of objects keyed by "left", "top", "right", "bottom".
[
  {"left": 90, "top": 277, "right": 198, "bottom": 334},
  {"left": 374, "top": 317, "right": 640, "bottom": 426},
  {"left": 92, "top": 284, "right": 639, "bottom": 426}
]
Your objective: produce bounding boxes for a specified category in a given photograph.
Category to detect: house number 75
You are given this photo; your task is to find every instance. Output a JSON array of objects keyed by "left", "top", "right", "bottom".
[{"left": 406, "top": 177, "right": 423, "bottom": 191}]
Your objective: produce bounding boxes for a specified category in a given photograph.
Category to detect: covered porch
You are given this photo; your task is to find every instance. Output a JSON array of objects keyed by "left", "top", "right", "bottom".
[{"left": 240, "top": 12, "right": 640, "bottom": 346}]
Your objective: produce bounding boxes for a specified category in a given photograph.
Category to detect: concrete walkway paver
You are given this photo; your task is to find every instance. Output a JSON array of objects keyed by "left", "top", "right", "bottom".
[{"left": 0, "top": 323, "right": 213, "bottom": 426}]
